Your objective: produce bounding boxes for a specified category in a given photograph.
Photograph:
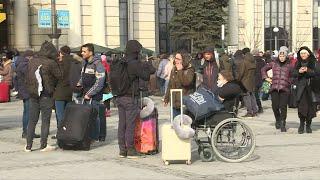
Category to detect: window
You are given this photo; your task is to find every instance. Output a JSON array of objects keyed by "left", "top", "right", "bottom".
[
  {"left": 119, "top": 0, "right": 128, "bottom": 48},
  {"left": 313, "top": 0, "right": 320, "bottom": 51},
  {"left": 264, "top": 0, "right": 291, "bottom": 51},
  {"left": 158, "top": 0, "right": 173, "bottom": 54}
]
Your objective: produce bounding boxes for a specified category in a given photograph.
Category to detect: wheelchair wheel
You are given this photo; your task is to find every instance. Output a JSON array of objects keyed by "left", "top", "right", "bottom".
[
  {"left": 211, "top": 118, "right": 255, "bottom": 163},
  {"left": 200, "top": 147, "right": 214, "bottom": 162}
]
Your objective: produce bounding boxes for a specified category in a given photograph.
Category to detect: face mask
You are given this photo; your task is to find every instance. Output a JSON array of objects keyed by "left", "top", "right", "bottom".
[{"left": 217, "top": 80, "right": 224, "bottom": 87}]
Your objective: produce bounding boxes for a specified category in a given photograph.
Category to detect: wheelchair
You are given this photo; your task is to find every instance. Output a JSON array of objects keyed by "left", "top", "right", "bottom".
[{"left": 191, "top": 99, "right": 256, "bottom": 163}]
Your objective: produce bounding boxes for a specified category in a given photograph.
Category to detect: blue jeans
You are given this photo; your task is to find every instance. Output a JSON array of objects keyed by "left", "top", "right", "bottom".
[
  {"left": 22, "top": 99, "right": 30, "bottom": 133},
  {"left": 55, "top": 100, "right": 70, "bottom": 127}
]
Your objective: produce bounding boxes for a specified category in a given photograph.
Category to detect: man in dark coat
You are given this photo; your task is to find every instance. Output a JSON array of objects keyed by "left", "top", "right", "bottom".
[
  {"left": 25, "top": 41, "right": 62, "bottom": 152},
  {"left": 116, "top": 40, "right": 156, "bottom": 158},
  {"left": 293, "top": 46, "right": 320, "bottom": 134},
  {"left": 237, "top": 50, "right": 258, "bottom": 118},
  {"left": 15, "top": 50, "right": 40, "bottom": 139}
]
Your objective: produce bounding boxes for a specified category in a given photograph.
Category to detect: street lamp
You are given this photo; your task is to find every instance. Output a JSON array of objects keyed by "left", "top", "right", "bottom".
[
  {"left": 49, "top": 0, "right": 60, "bottom": 49},
  {"left": 273, "top": 27, "right": 279, "bottom": 51}
]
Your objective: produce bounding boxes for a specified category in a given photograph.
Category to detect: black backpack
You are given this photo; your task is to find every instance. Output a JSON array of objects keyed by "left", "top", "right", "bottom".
[{"left": 109, "top": 58, "right": 131, "bottom": 96}]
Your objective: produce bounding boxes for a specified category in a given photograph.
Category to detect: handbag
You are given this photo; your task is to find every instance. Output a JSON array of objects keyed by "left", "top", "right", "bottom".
[{"left": 261, "top": 81, "right": 271, "bottom": 94}]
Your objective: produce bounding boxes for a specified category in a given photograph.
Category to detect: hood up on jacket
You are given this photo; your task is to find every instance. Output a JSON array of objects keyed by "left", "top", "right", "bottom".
[
  {"left": 125, "top": 40, "right": 142, "bottom": 61},
  {"left": 297, "top": 46, "right": 316, "bottom": 69},
  {"left": 38, "top": 41, "right": 58, "bottom": 60}
]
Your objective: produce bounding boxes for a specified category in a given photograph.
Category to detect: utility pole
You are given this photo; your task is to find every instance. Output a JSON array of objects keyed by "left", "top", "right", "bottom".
[{"left": 49, "top": 0, "right": 60, "bottom": 49}]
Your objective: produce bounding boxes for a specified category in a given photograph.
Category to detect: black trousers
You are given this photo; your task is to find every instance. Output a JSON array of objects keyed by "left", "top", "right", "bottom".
[
  {"left": 27, "top": 96, "right": 54, "bottom": 146},
  {"left": 271, "top": 91, "right": 289, "bottom": 122},
  {"left": 99, "top": 103, "right": 107, "bottom": 138},
  {"left": 116, "top": 96, "right": 139, "bottom": 151}
]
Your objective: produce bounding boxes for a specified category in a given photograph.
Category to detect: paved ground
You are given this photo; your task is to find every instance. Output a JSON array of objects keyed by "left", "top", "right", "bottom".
[{"left": 0, "top": 96, "right": 320, "bottom": 180}]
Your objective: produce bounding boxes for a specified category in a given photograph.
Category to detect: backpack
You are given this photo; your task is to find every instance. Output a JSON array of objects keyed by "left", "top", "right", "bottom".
[{"left": 109, "top": 58, "right": 131, "bottom": 96}]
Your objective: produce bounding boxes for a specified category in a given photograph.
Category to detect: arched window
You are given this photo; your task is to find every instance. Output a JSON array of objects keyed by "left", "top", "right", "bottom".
[{"left": 264, "top": 0, "right": 291, "bottom": 51}]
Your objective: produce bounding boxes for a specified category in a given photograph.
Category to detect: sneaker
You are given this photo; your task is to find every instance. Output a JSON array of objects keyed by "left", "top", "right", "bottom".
[
  {"left": 242, "top": 113, "right": 254, "bottom": 118},
  {"left": 40, "top": 145, "right": 56, "bottom": 152},
  {"left": 51, "top": 135, "right": 57, "bottom": 139},
  {"left": 24, "top": 145, "right": 32, "bottom": 152},
  {"left": 119, "top": 150, "right": 127, "bottom": 158},
  {"left": 10, "top": 91, "right": 18, "bottom": 97},
  {"left": 127, "top": 149, "right": 146, "bottom": 159}
]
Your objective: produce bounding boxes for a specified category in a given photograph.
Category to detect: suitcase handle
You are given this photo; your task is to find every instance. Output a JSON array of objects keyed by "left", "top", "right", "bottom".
[{"left": 170, "top": 89, "right": 183, "bottom": 126}]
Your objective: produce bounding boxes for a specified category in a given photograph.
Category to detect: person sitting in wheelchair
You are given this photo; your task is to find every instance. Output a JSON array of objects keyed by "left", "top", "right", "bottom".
[{"left": 215, "top": 70, "right": 242, "bottom": 113}]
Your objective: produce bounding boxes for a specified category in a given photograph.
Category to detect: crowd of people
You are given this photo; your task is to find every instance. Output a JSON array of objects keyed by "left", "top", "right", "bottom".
[{"left": 0, "top": 40, "right": 320, "bottom": 158}]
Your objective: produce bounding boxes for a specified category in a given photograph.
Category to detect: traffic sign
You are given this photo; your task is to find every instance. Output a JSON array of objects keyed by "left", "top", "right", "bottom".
[
  {"left": 38, "top": 9, "right": 52, "bottom": 28},
  {"left": 57, "top": 10, "right": 69, "bottom": 28}
]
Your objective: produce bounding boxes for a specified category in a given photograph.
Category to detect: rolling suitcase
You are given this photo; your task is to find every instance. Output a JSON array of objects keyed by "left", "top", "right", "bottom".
[
  {"left": 0, "top": 82, "right": 10, "bottom": 103},
  {"left": 161, "top": 89, "right": 192, "bottom": 165},
  {"left": 135, "top": 107, "right": 159, "bottom": 154},
  {"left": 57, "top": 100, "right": 97, "bottom": 150}
]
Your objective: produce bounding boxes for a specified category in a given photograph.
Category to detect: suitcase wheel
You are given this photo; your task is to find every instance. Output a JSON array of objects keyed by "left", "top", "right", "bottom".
[
  {"left": 164, "top": 161, "right": 170, "bottom": 165},
  {"left": 186, "top": 160, "right": 192, "bottom": 165}
]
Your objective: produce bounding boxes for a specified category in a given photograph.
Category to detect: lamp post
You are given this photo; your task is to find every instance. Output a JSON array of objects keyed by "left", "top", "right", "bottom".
[
  {"left": 273, "top": 27, "right": 279, "bottom": 51},
  {"left": 49, "top": 0, "right": 60, "bottom": 49},
  {"left": 221, "top": 24, "right": 225, "bottom": 52}
]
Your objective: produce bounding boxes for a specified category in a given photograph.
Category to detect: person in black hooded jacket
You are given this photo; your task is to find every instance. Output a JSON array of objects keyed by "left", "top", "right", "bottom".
[
  {"left": 25, "top": 41, "right": 62, "bottom": 152},
  {"left": 293, "top": 46, "right": 320, "bottom": 134},
  {"left": 116, "top": 40, "right": 156, "bottom": 158}
]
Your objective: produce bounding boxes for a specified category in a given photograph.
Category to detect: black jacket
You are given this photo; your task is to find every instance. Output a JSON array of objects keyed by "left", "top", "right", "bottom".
[
  {"left": 53, "top": 55, "right": 75, "bottom": 101},
  {"left": 254, "top": 56, "right": 266, "bottom": 88},
  {"left": 125, "top": 40, "right": 156, "bottom": 96},
  {"left": 15, "top": 56, "right": 30, "bottom": 100},
  {"left": 216, "top": 81, "right": 242, "bottom": 112},
  {"left": 26, "top": 41, "right": 62, "bottom": 98}
]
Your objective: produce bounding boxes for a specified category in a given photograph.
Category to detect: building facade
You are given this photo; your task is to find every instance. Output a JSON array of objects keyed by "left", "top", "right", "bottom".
[
  {"left": 1, "top": 0, "right": 320, "bottom": 53},
  {"left": 1, "top": 0, "right": 156, "bottom": 52},
  {"left": 229, "top": 0, "right": 320, "bottom": 52}
]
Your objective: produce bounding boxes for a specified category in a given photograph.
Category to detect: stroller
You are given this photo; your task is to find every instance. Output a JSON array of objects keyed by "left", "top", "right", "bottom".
[{"left": 190, "top": 96, "right": 256, "bottom": 163}]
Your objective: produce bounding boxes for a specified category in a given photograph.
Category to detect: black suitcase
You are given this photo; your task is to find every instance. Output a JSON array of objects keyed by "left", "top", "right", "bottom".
[{"left": 57, "top": 101, "right": 97, "bottom": 150}]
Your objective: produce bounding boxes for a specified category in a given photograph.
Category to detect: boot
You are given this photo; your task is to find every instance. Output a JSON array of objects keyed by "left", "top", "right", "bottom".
[
  {"left": 275, "top": 117, "right": 281, "bottom": 129},
  {"left": 306, "top": 119, "right": 312, "bottom": 133},
  {"left": 280, "top": 120, "right": 286, "bottom": 132},
  {"left": 298, "top": 118, "right": 305, "bottom": 134}
]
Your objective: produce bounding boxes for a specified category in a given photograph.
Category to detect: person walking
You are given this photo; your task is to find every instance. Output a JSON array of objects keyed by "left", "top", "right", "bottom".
[
  {"left": 261, "top": 48, "right": 292, "bottom": 132},
  {"left": 293, "top": 46, "right": 320, "bottom": 134},
  {"left": 156, "top": 54, "right": 169, "bottom": 96},
  {"left": 252, "top": 49, "right": 266, "bottom": 113}
]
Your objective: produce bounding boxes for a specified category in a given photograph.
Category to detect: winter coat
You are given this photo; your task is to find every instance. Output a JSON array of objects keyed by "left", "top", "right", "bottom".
[
  {"left": 15, "top": 56, "right": 30, "bottom": 99},
  {"left": 156, "top": 58, "right": 169, "bottom": 79},
  {"left": 26, "top": 41, "right": 62, "bottom": 98},
  {"left": 255, "top": 56, "right": 266, "bottom": 88},
  {"left": 261, "top": 58, "right": 292, "bottom": 93},
  {"left": 69, "top": 54, "right": 83, "bottom": 92},
  {"left": 164, "top": 64, "right": 195, "bottom": 109},
  {"left": 233, "top": 50, "right": 244, "bottom": 79},
  {"left": 125, "top": 40, "right": 156, "bottom": 96},
  {"left": 293, "top": 47, "right": 320, "bottom": 102},
  {"left": 216, "top": 81, "right": 242, "bottom": 112},
  {"left": 78, "top": 55, "right": 105, "bottom": 101},
  {"left": 199, "top": 59, "right": 219, "bottom": 93},
  {"left": 220, "top": 53, "right": 233, "bottom": 73},
  {"left": 53, "top": 55, "right": 75, "bottom": 101},
  {"left": 237, "top": 53, "right": 256, "bottom": 92},
  {"left": 0, "top": 59, "right": 13, "bottom": 86}
]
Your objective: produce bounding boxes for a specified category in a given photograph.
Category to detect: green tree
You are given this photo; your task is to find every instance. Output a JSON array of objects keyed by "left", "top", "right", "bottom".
[{"left": 169, "top": 0, "right": 228, "bottom": 53}]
